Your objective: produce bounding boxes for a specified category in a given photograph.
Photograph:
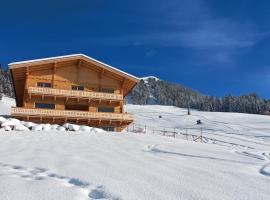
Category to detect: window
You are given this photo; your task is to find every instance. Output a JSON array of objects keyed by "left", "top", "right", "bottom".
[
  {"left": 101, "top": 88, "right": 114, "bottom": 93},
  {"left": 98, "top": 107, "right": 114, "bottom": 113},
  {"left": 102, "top": 127, "right": 115, "bottom": 132},
  {"left": 72, "top": 85, "right": 84, "bottom": 91},
  {"left": 35, "top": 103, "right": 55, "bottom": 109},
  {"left": 37, "top": 82, "right": 51, "bottom": 88}
]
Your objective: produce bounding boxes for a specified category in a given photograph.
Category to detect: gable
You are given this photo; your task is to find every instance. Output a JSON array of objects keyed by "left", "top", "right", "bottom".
[{"left": 9, "top": 54, "right": 139, "bottom": 106}]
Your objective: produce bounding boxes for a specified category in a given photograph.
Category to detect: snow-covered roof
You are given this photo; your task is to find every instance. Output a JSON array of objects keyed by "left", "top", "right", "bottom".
[{"left": 9, "top": 54, "right": 139, "bottom": 81}]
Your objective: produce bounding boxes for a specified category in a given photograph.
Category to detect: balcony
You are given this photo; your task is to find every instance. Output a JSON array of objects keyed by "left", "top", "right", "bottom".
[
  {"left": 11, "top": 107, "right": 133, "bottom": 121},
  {"left": 27, "top": 87, "right": 123, "bottom": 101}
]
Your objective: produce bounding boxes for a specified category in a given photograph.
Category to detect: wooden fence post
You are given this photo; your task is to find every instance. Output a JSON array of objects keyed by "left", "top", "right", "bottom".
[
  {"left": 145, "top": 125, "right": 147, "bottom": 134},
  {"left": 201, "top": 128, "right": 203, "bottom": 143},
  {"left": 186, "top": 128, "right": 188, "bottom": 140},
  {"left": 163, "top": 128, "right": 166, "bottom": 136}
]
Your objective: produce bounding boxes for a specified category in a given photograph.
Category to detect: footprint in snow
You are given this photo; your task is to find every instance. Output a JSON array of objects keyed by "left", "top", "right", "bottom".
[{"left": 0, "top": 162, "right": 121, "bottom": 200}]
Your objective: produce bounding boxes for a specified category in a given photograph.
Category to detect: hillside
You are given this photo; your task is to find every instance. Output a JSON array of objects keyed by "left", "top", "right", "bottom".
[
  {"left": 128, "top": 77, "right": 270, "bottom": 115},
  {"left": 0, "top": 97, "right": 270, "bottom": 200}
]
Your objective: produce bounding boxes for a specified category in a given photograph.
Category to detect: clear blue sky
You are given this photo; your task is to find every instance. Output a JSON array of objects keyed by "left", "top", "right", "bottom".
[{"left": 1, "top": 0, "right": 270, "bottom": 98}]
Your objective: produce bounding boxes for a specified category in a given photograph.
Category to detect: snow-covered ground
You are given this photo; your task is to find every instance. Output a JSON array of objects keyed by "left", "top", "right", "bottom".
[{"left": 0, "top": 99, "right": 270, "bottom": 200}]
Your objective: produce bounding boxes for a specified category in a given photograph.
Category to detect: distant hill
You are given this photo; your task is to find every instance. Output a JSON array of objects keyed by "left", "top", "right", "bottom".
[{"left": 127, "top": 77, "right": 270, "bottom": 115}]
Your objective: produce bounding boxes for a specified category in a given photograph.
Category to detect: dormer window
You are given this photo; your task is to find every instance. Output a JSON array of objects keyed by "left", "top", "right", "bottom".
[
  {"left": 72, "top": 85, "right": 84, "bottom": 91},
  {"left": 37, "top": 82, "right": 52, "bottom": 88}
]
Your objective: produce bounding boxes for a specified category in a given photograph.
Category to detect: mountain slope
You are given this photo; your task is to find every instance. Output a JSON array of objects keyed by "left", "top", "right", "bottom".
[{"left": 127, "top": 77, "right": 270, "bottom": 115}]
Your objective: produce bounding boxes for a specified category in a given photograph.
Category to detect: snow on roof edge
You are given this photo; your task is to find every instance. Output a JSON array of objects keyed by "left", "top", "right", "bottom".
[{"left": 9, "top": 54, "right": 139, "bottom": 81}]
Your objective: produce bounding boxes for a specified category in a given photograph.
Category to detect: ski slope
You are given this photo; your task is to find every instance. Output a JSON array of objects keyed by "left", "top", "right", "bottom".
[{"left": 0, "top": 99, "right": 269, "bottom": 200}]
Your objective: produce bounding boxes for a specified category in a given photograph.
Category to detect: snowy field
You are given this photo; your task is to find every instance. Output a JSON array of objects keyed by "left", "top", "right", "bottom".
[{"left": 0, "top": 98, "right": 270, "bottom": 200}]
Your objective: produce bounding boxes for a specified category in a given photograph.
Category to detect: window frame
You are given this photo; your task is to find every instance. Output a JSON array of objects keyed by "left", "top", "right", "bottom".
[
  {"left": 98, "top": 107, "right": 114, "bottom": 113},
  {"left": 35, "top": 102, "right": 55, "bottom": 109}
]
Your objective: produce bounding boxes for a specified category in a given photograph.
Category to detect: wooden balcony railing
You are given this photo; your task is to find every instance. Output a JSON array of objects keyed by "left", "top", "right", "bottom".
[
  {"left": 11, "top": 107, "right": 133, "bottom": 121},
  {"left": 27, "top": 87, "right": 123, "bottom": 101}
]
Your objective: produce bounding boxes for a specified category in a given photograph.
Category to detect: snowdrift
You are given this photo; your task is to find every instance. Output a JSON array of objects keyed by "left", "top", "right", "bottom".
[{"left": 0, "top": 116, "right": 104, "bottom": 133}]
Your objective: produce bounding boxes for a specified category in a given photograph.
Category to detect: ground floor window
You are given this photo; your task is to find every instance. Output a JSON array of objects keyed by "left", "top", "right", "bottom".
[
  {"left": 98, "top": 107, "right": 114, "bottom": 112},
  {"left": 102, "top": 127, "right": 115, "bottom": 132},
  {"left": 35, "top": 103, "right": 55, "bottom": 109}
]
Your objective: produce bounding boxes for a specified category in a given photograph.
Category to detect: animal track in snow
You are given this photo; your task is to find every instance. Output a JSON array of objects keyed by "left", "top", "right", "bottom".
[
  {"left": 233, "top": 150, "right": 270, "bottom": 178},
  {"left": 259, "top": 152, "right": 270, "bottom": 177},
  {"left": 0, "top": 162, "right": 121, "bottom": 200}
]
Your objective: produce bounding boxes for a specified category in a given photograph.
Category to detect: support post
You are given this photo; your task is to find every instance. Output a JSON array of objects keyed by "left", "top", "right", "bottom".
[
  {"left": 145, "top": 125, "right": 146, "bottom": 134},
  {"left": 201, "top": 128, "right": 203, "bottom": 143}
]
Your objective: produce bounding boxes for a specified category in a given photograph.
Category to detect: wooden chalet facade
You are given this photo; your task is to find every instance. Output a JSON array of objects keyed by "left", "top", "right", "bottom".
[{"left": 9, "top": 54, "right": 139, "bottom": 131}]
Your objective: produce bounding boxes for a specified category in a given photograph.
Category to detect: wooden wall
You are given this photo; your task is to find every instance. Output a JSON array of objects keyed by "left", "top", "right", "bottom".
[
  {"left": 27, "top": 62, "right": 121, "bottom": 93},
  {"left": 24, "top": 61, "right": 123, "bottom": 113}
]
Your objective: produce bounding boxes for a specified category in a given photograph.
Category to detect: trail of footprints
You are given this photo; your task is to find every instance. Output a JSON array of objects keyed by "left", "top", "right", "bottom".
[{"left": 0, "top": 162, "right": 121, "bottom": 200}]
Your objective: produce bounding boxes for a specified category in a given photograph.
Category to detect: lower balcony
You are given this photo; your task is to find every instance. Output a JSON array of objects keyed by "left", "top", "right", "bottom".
[{"left": 11, "top": 107, "right": 133, "bottom": 131}]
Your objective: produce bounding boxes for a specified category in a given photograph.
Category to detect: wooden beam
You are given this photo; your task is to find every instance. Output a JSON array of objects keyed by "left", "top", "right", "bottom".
[
  {"left": 52, "top": 63, "right": 56, "bottom": 87},
  {"left": 99, "top": 69, "right": 105, "bottom": 91},
  {"left": 77, "top": 60, "right": 81, "bottom": 84}
]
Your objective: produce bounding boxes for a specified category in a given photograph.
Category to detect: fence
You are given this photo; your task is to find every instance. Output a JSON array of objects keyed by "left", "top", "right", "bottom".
[
  {"left": 126, "top": 123, "right": 203, "bottom": 143},
  {"left": 125, "top": 123, "right": 255, "bottom": 149}
]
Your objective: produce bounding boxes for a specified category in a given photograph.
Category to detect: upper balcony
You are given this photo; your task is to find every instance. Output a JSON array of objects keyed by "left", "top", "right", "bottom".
[{"left": 26, "top": 87, "right": 123, "bottom": 101}]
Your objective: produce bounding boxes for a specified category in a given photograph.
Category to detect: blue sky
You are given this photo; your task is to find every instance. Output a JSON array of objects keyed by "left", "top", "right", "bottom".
[{"left": 1, "top": 0, "right": 270, "bottom": 98}]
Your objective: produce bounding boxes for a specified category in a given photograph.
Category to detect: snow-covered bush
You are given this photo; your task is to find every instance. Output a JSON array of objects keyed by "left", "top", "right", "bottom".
[
  {"left": 4, "top": 126, "right": 12, "bottom": 131},
  {"left": 63, "top": 123, "right": 70, "bottom": 129},
  {"left": 23, "top": 121, "right": 36, "bottom": 128},
  {"left": 92, "top": 128, "right": 105, "bottom": 133},
  {"left": 57, "top": 126, "right": 66, "bottom": 131},
  {"left": 32, "top": 125, "right": 43, "bottom": 131},
  {"left": 1, "top": 118, "right": 21, "bottom": 127},
  {"left": 42, "top": 124, "right": 51, "bottom": 131},
  {"left": 68, "top": 124, "right": 80, "bottom": 131},
  {"left": 79, "top": 125, "right": 91, "bottom": 132},
  {"left": 50, "top": 124, "right": 59, "bottom": 130},
  {"left": 0, "top": 116, "right": 6, "bottom": 124},
  {"left": 14, "top": 124, "right": 29, "bottom": 131}
]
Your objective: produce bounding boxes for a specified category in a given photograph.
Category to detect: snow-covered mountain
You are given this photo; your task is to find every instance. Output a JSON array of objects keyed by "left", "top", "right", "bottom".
[{"left": 0, "top": 94, "right": 270, "bottom": 200}]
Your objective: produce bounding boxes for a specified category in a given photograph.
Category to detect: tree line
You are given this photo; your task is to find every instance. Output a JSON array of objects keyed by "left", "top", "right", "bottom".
[
  {"left": 128, "top": 78, "right": 270, "bottom": 115},
  {"left": 0, "top": 65, "right": 14, "bottom": 99}
]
